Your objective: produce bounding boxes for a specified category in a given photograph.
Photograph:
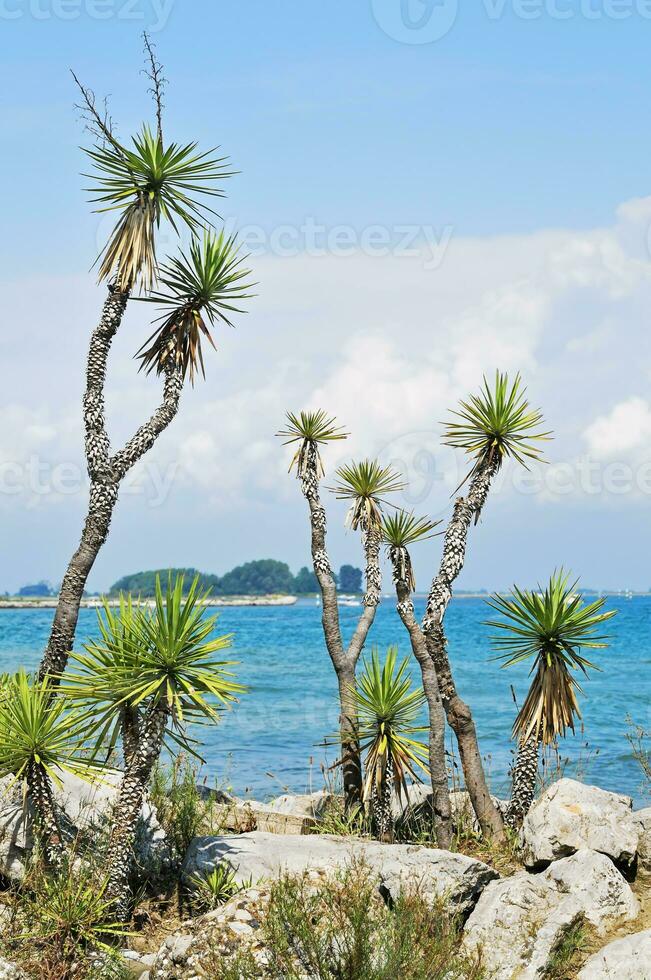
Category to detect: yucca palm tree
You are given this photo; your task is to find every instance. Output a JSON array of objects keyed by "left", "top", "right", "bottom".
[
  {"left": 0, "top": 672, "right": 101, "bottom": 867},
  {"left": 39, "top": 41, "right": 252, "bottom": 683},
  {"left": 277, "top": 414, "right": 403, "bottom": 808},
  {"left": 352, "top": 648, "right": 429, "bottom": 840},
  {"left": 138, "top": 229, "right": 253, "bottom": 383},
  {"left": 381, "top": 511, "right": 451, "bottom": 846},
  {"left": 64, "top": 574, "right": 243, "bottom": 918},
  {"left": 486, "top": 571, "right": 615, "bottom": 826},
  {"left": 421, "top": 371, "right": 549, "bottom": 841}
]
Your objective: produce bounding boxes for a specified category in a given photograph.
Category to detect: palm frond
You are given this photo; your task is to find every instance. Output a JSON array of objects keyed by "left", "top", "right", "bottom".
[
  {"left": 0, "top": 672, "right": 102, "bottom": 791},
  {"left": 84, "top": 123, "right": 233, "bottom": 290},
  {"left": 443, "top": 372, "right": 551, "bottom": 485},
  {"left": 136, "top": 230, "right": 254, "bottom": 383},
  {"left": 381, "top": 510, "right": 440, "bottom": 548},
  {"left": 329, "top": 460, "right": 405, "bottom": 530},
  {"left": 277, "top": 410, "right": 348, "bottom": 480},
  {"left": 485, "top": 570, "right": 616, "bottom": 744},
  {"left": 351, "top": 648, "right": 429, "bottom": 806}
]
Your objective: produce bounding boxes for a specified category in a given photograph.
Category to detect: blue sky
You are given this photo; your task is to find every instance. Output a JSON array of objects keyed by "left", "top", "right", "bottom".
[{"left": 2, "top": 0, "right": 651, "bottom": 592}]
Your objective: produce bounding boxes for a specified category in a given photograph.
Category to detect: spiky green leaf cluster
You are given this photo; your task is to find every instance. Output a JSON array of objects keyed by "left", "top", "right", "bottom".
[
  {"left": 381, "top": 510, "right": 440, "bottom": 549},
  {"left": 137, "top": 230, "right": 253, "bottom": 382},
  {"left": 277, "top": 410, "right": 348, "bottom": 480},
  {"left": 352, "top": 648, "right": 429, "bottom": 806},
  {"left": 485, "top": 570, "right": 616, "bottom": 744},
  {"left": 0, "top": 671, "right": 101, "bottom": 791},
  {"left": 444, "top": 372, "right": 550, "bottom": 482},
  {"left": 85, "top": 124, "right": 232, "bottom": 290},
  {"left": 330, "top": 459, "right": 405, "bottom": 530},
  {"left": 63, "top": 574, "right": 243, "bottom": 756}
]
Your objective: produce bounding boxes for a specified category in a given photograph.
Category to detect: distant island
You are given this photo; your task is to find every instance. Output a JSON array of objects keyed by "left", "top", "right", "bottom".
[{"left": 109, "top": 559, "right": 364, "bottom": 598}]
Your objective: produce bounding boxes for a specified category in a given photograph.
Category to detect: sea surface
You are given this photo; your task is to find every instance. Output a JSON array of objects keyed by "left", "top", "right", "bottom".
[{"left": 1, "top": 596, "right": 649, "bottom": 804}]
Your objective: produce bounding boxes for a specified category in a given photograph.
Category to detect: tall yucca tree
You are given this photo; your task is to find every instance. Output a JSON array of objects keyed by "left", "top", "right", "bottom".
[
  {"left": 278, "top": 414, "right": 402, "bottom": 808},
  {"left": 422, "top": 372, "right": 549, "bottom": 841},
  {"left": 381, "top": 511, "right": 451, "bottom": 847},
  {"left": 352, "top": 648, "right": 429, "bottom": 841},
  {"left": 0, "top": 672, "right": 101, "bottom": 868},
  {"left": 486, "top": 571, "right": 615, "bottom": 826},
  {"left": 63, "top": 574, "right": 243, "bottom": 919},
  {"left": 39, "top": 39, "right": 252, "bottom": 683}
]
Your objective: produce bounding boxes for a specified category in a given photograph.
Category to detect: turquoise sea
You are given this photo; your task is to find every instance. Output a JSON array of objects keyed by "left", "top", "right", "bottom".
[{"left": 1, "top": 596, "right": 649, "bottom": 804}]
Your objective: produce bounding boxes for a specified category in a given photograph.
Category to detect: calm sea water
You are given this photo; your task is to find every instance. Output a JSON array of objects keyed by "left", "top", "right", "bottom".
[{"left": 1, "top": 596, "right": 649, "bottom": 804}]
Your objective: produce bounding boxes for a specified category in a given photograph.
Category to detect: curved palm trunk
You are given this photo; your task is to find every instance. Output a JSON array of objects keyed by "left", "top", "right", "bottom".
[
  {"left": 505, "top": 735, "right": 539, "bottom": 829},
  {"left": 39, "top": 282, "right": 183, "bottom": 681},
  {"left": 106, "top": 705, "right": 167, "bottom": 920},
  {"left": 389, "top": 548, "right": 452, "bottom": 848},
  {"left": 28, "top": 762, "right": 65, "bottom": 869},
  {"left": 299, "top": 450, "right": 383, "bottom": 809},
  {"left": 422, "top": 457, "right": 505, "bottom": 841}
]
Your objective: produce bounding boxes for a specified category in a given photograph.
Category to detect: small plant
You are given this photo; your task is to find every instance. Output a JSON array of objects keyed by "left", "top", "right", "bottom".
[
  {"left": 3, "top": 861, "right": 129, "bottom": 979},
  {"left": 149, "top": 756, "right": 217, "bottom": 861},
  {"left": 188, "top": 863, "right": 249, "bottom": 913},
  {"left": 625, "top": 716, "right": 650, "bottom": 793},
  {"left": 204, "top": 863, "right": 485, "bottom": 979},
  {"left": 350, "top": 648, "right": 429, "bottom": 841},
  {"left": 545, "top": 920, "right": 591, "bottom": 979}
]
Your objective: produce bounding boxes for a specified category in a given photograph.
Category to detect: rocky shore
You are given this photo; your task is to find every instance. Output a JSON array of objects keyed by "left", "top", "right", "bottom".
[{"left": 0, "top": 595, "right": 298, "bottom": 610}]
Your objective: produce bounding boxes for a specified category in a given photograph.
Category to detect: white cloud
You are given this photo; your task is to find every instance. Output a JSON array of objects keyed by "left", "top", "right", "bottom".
[{"left": 584, "top": 397, "right": 651, "bottom": 459}]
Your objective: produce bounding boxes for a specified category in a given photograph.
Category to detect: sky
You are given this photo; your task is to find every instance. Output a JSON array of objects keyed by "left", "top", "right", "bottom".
[{"left": 1, "top": 0, "right": 651, "bottom": 593}]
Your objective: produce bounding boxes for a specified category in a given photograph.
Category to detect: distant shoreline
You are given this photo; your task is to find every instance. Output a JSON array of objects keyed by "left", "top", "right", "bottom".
[
  {"left": 0, "top": 595, "right": 299, "bottom": 610},
  {"left": 1, "top": 591, "right": 647, "bottom": 610}
]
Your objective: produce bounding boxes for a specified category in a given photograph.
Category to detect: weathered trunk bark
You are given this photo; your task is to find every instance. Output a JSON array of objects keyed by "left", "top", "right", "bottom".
[
  {"left": 106, "top": 705, "right": 167, "bottom": 920},
  {"left": 505, "top": 735, "right": 539, "bottom": 829},
  {"left": 121, "top": 705, "right": 141, "bottom": 767},
  {"left": 28, "top": 762, "right": 65, "bottom": 869},
  {"left": 38, "top": 283, "right": 183, "bottom": 682},
  {"left": 422, "top": 456, "right": 506, "bottom": 841},
  {"left": 390, "top": 551, "right": 452, "bottom": 848},
  {"left": 372, "top": 753, "right": 394, "bottom": 841}
]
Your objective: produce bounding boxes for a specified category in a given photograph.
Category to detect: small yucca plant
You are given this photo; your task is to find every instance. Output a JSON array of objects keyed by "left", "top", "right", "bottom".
[
  {"left": 188, "top": 863, "right": 248, "bottom": 913},
  {"left": 381, "top": 510, "right": 440, "bottom": 592},
  {"left": 444, "top": 371, "right": 550, "bottom": 487},
  {"left": 277, "top": 410, "right": 348, "bottom": 482},
  {"left": 137, "top": 230, "right": 254, "bottom": 383},
  {"left": 329, "top": 459, "right": 405, "bottom": 531},
  {"left": 85, "top": 123, "right": 232, "bottom": 291},
  {"left": 485, "top": 570, "right": 616, "bottom": 745},
  {"left": 352, "top": 648, "right": 429, "bottom": 839}
]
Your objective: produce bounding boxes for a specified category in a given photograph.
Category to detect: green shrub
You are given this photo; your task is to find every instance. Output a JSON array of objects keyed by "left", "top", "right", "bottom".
[
  {"left": 187, "top": 863, "right": 249, "bottom": 914},
  {"left": 204, "top": 863, "right": 485, "bottom": 979}
]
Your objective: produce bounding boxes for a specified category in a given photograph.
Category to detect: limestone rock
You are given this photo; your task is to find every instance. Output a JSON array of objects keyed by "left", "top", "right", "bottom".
[
  {"left": 577, "top": 928, "right": 651, "bottom": 978},
  {"left": 522, "top": 778, "right": 639, "bottom": 869},
  {"left": 462, "top": 849, "right": 639, "bottom": 979},
  {"left": 0, "top": 770, "right": 168, "bottom": 881},
  {"left": 182, "top": 831, "right": 498, "bottom": 916},
  {"left": 0, "top": 958, "right": 26, "bottom": 980}
]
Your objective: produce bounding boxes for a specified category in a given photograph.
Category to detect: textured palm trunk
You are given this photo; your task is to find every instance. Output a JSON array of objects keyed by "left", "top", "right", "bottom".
[
  {"left": 39, "top": 282, "right": 183, "bottom": 682},
  {"left": 389, "top": 548, "right": 452, "bottom": 848},
  {"left": 28, "top": 762, "right": 65, "bottom": 869},
  {"left": 505, "top": 735, "right": 539, "bottom": 829},
  {"left": 422, "top": 456, "right": 506, "bottom": 841},
  {"left": 300, "top": 448, "right": 382, "bottom": 809},
  {"left": 106, "top": 705, "right": 167, "bottom": 920},
  {"left": 372, "top": 754, "right": 394, "bottom": 841}
]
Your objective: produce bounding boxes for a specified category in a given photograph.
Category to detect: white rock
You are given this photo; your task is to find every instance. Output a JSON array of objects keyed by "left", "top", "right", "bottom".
[
  {"left": 577, "top": 929, "right": 651, "bottom": 979},
  {"left": 0, "top": 770, "right": 168, "bottom": 880},
  {"left": 267, "top": 790, "right": 335, "bottom": 818},
  {"left": 0, "top": 958, "right": 26, "bottom": 980},
  {"left": 522, "top": 779, "right": 639, "bottom": 869},
  {"left": 462, "top": 849, "right": 639, "bottom": 979},
  {"left": 182, "top": 831, "right": 498, "bottom": 915},
  {"left": 540, "top": 849, "right": 639, "bottom": 934},
  {"left": 633, "top": 807, "right": 651, "bottom": 873}
]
